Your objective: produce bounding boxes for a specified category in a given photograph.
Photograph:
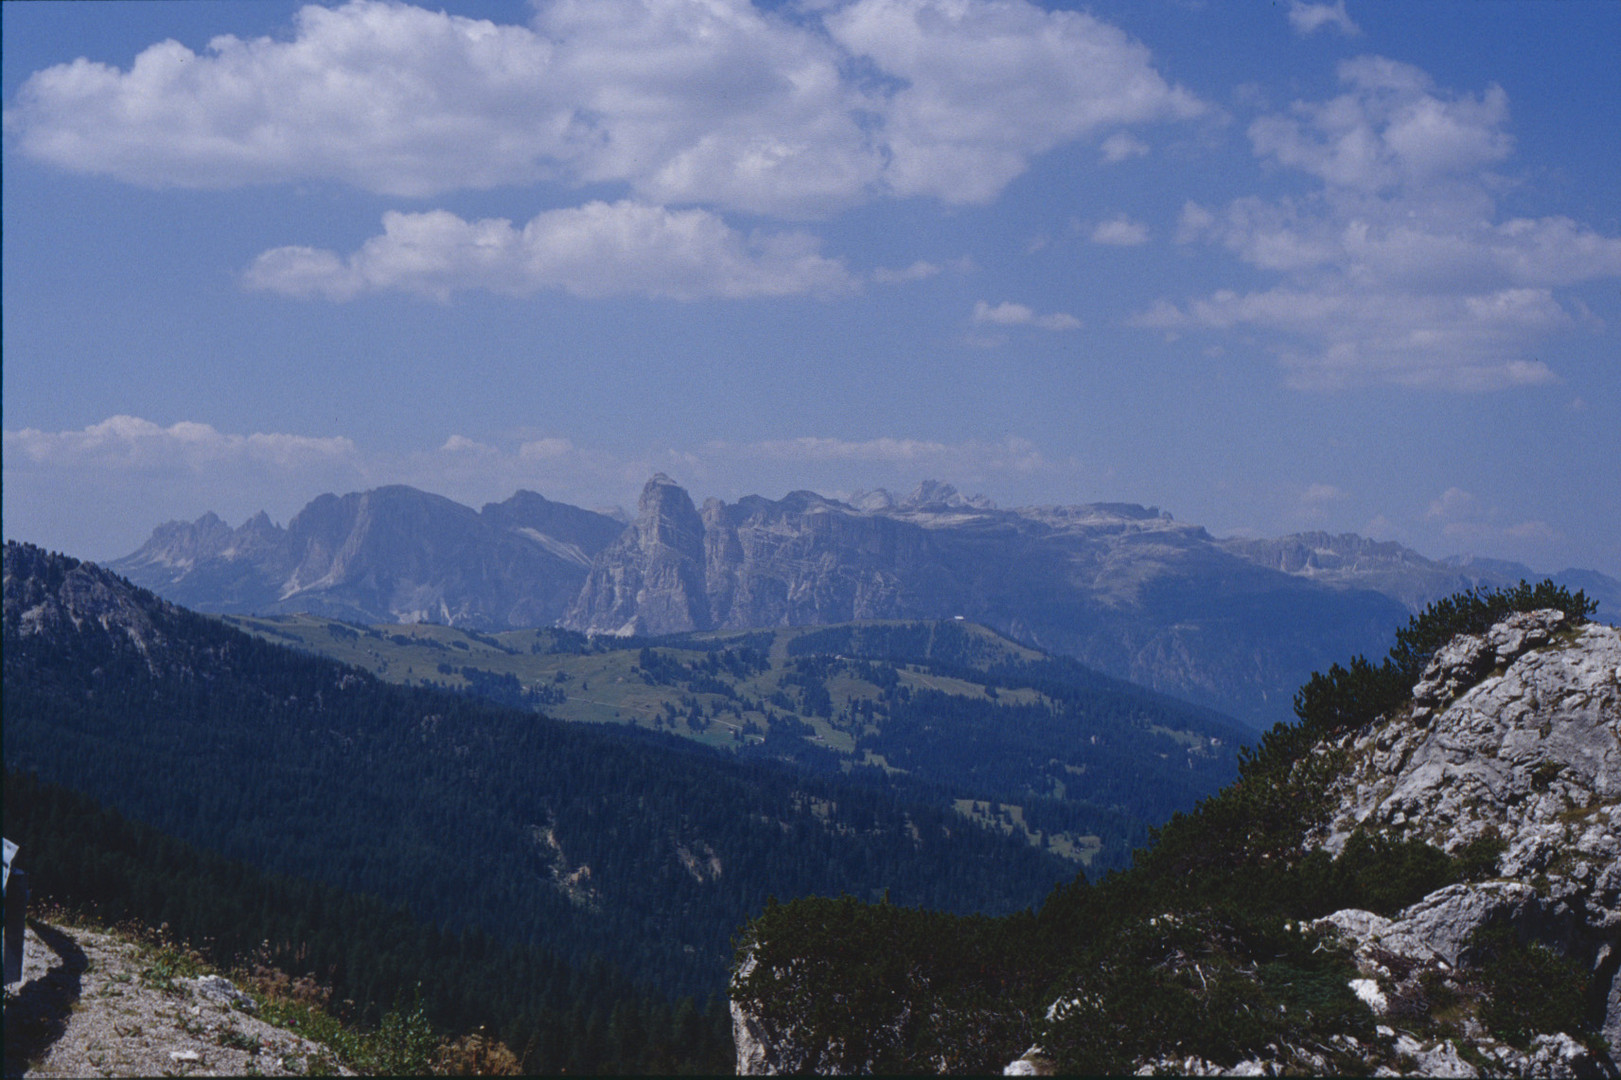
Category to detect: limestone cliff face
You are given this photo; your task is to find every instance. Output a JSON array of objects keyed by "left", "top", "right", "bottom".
[
  {"left": 1303, "top": 612, "right": 1621, "bottom": 1064},
  {"left": 732, "top": 611, "right": 1621, "bottom": 1077},
  {"left": 565, "top": 474, "right": 711, "bottom": 635},
  {"left": 1027, "top": 611, "right": 1621, "bottom": 1078},
  {"left": 566, "top": 479, "right": 1406, "bottom": 728},
  {"left": 699, "top": 491, "right": 949, "bottom": 629}
]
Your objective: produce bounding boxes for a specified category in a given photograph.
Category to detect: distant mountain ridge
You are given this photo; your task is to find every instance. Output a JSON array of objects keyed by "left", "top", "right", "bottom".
[
  {"left": 1219, "top": 531, "right": 1619, "bottom": 616},
  {"left": 112, "top": 485, "right": 624, "bottom": 627},
  {"left": 109, "top": 477, "right": 1618, "bottom": 728}
]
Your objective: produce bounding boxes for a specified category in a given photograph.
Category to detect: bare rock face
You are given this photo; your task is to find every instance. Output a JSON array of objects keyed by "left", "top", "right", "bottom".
[
  {"left": 566, "top": 475, "right": 711, "bottom": 635},
  {"left": 1307, "top": 614, "right": 1621, "bottom": 1061},
  {"left": 110, "top": 486, "right": 625, "bottom": 628},
  {"left": 3, "top": 543, "right": 168, "bottom": 659},
  {"left": 1317, "top": 614, "right": 1619, "bottom": 900}
]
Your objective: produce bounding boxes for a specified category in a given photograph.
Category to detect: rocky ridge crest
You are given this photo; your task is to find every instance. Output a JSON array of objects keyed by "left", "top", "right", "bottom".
[
  {"left": 1294, "top": 610, "right": 1621, "bottom": 1076},
  {"left": 109, "top": 487, "right": 625, "bottom": 629},
  {"left": 2, "top": 544, "right": 170, "bottom": 661},
  {"left": 568, "top": 477, "right": 1406, "bottom": 727}
]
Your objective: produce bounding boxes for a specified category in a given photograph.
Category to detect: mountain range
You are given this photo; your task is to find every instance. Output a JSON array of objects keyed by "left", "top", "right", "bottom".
[{"left": 110, "top": 476, "right": 1618, "bottom": 728}]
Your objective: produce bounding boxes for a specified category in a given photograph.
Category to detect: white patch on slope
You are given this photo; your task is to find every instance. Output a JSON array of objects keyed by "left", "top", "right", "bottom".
[{"left": 515, "top": 528, "right": 592, "bottom": 568}]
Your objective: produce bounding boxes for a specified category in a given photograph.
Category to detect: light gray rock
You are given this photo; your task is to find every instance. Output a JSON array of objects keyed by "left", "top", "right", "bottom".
[
  {"left": 192, "top": 973, "right": 257, "bottom": 1013},
  {"left": 1312, "top": 616, "right": 1621, "bottom": 1063},
  {"left": 1389, "top": 1035, "right": 1479, "bottom": 1078},
  {"left": 730, "top": 953, "right": 825, "bottom": 1076},
  {"left": 1524, "top": 1032, "right": 1608, "bottom": 1079},
  {"left": 568, "top": 479, "right": 1411, "bottom": 728}
]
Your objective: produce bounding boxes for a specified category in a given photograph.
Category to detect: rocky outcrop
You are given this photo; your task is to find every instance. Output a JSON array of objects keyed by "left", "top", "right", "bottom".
[
  {"left": 1121, "top": 614, "right": 1619, "bottom": 1076},
  {"left": 1307, "top": 612, "right": 1621, "bottom": 1061},
  {"left": 3, "top": 542, "right": 171, "bottom": 660},
  {"left": 5, "top": 921, "right": 352, "bottom": 1077},
  {"left": 565, "top": 475, "right": 711, "bottom": 635}
]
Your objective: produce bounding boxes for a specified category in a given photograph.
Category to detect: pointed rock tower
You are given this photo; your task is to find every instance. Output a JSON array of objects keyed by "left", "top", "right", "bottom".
[{"left": 565, "top": 475, "right": 712, "bottom": 634}]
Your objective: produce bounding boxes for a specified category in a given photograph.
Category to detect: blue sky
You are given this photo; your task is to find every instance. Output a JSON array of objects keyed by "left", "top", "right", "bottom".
[{"left": 4, "top": 0, "right": 1618, "bottom": 576}]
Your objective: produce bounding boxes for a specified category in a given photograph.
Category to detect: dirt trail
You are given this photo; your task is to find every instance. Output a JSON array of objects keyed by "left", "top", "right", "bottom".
[{"left": 4, "top": 921, "right": 348, "bottom": 1077}]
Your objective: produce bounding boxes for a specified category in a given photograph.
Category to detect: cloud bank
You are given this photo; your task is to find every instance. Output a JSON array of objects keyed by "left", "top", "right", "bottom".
[
  {"left": 5, "top": 0, "right": 1202, "bottom": 217},
  {"left": 1287, "top": 1, "right": 1360, "bottom": 38},
  {"left": 245, "top": 202, "right": 855, "bottom": 301},
  {"left": 1090, "top": 214, "right": 1149, "bottom": 246},
  {"left": 1143, "top": 56, "right": 1621, "bottom": 390}
]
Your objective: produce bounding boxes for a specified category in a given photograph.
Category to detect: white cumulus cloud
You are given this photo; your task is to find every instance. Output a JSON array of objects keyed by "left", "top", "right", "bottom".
[
  {"left": 3, "top": 417, "right": 368, "bottom": 559},
  {"left": 4, "top": 0, "right": 1202, "bottom": 217},
  {"left": 1139, "top": 56, "right": 1621, "bottom": 391},
  {"left": 1100, "top": 132, "right": 1150, "bottom": 163},
  {"left": 973, "top": 300, "right": 1081, "bottom": 330},
  {"left": 243, "top": 201, "right": 855, "bottom": 301},
  {"left": 1287, "top": 1, "right": 1360, "bottom": 37},
  {"left": 1090, "top": 215, "right": 1149, "bottom": 246},
  {"left": 870, "top": 260, "right": 944, "bottom": 284}
]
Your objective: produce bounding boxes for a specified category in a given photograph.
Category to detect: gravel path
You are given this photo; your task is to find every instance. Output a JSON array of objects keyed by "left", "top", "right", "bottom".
[{"left": 4, "top": 921, "right": 350, "bottom": 1077}]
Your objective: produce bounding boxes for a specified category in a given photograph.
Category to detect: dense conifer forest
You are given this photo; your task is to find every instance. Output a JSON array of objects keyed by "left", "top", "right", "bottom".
[{"left": 4, "top": 771, "right": 734, "bottom": 1073}]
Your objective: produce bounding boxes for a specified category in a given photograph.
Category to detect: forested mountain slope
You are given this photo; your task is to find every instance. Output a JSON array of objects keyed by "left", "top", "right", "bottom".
[
  {"left": 731, "top": 583, "right": 1619, "bottom": 1076},
  {"left": 217, "top": 613, "right": 1249, "bottom": 872},
  {"left": 3, "top": 542, "right": 1073, "bottom": 1008},
  {"left": 4, "top": 772, "right": 734, "bottom": 1073}
]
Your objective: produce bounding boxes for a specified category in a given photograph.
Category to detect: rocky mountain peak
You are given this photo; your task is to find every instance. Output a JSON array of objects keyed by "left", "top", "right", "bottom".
[
  {"left": 566, "top": 476, "right": 710, "bottom": 634},
  {"left": 239, "top": 510, "right": 281, "bottom": 538},
  {"left": 3, "top": 542, "right": 168, "bottom": 659},
  {"left": 896, "top": 480, "right": 995, "bottom": 511},
  {"left": 641, "top": 472, "right": 681, "bottom": 497},
  {"left": 631, "top": 476, "right": 706, "bottom": 555},
  {"left": 109, "top": 484, "right": 625, "bottom": 628}
]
